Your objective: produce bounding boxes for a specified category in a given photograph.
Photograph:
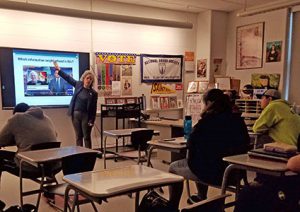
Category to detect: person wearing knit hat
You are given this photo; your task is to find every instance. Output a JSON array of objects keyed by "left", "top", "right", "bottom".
[
  {"left": 0, "top": 103, "right": 58, "bottom": 174},
  {"left": 53, "top": 61, "right": 98, "bottom": 149},
  {"left": 253, "top": 89, "right": 300, "bottom": 146}
]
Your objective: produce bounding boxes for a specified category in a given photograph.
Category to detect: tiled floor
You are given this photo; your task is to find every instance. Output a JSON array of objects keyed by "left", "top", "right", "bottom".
[{"left": 0, "top": 155, "right": 236, "bottom": 211}]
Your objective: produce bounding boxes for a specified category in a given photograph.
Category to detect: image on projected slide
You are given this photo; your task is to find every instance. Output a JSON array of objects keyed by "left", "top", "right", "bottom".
[{"left": 23, "top": 66, "right": 73, "bottom": 96}]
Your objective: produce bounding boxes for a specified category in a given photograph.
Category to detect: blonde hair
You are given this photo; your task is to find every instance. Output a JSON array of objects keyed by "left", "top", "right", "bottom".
[{"left": 80, "top": 70, "right": 96, "bottom": 88}]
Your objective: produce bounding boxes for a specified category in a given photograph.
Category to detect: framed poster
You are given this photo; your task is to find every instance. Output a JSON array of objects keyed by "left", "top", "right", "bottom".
[
  {"left": 266, "top": 41, "right": 282, "bottom": 62},
  {"left": 196, "top": 59, "right": 207, "bottom": 79},
  {"left": 140, "top": 54, "right": 183, "bottom": 83},
  {"left": 236, "top": 22, "right": 264, "bottom": 69}
]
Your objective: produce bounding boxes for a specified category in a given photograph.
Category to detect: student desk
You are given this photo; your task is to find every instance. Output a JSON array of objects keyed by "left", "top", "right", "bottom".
[
  {"left": 221, "top": 154, "right": 291, "bottom": 195},
  {"left": 146, "top": 137, "right": 187, "bottom": 167},
  {"left": 103, "top": 128, "right": 160, "bottom": 169},
  {"left": 16, "top": 146, "right": 98, "bottom": 209},
  {"left": 63, "top": 165, "right": 184, "bottom": 212}
]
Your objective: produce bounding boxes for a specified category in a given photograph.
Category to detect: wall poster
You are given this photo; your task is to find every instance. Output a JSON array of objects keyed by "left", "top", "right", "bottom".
[
  {"left": 140, "top": 54, "right": 183, "bottom": 83},
  {"left": 266, "top": 41, "right": 282, "bottom": 63},
  {"left": 236, "top": 22, "right": 264, "bottom": 69},
  {"left": 196, "top": 59, "right": 207, "bottom": 79},
  {"left": 95, "top": 52, "right": 136, "bottom": 97}
]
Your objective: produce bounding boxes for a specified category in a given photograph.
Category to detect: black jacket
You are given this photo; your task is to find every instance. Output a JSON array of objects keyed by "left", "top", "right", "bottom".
[
  {"left": 187, "top": 111, "right": 250, "bottom": 185},
  {"left": 58, "top": 70, "right": 98, "bottom": 124}
]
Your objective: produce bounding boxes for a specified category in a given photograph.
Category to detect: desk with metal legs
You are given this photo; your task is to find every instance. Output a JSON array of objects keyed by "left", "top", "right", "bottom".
[
  {"left": 221, "top": 154, "right": 291, "bottom": 195},
  {"left": 63, "top": 165, "right": 184, "bottom": 212},
  {"left": 146, "top": 137, "right": 187, "bottom": 167},
  {"left": 16, "top": 146, "right": 98, "bottom": 210},
  {"left": 103, "top": 128, "right": 159, "bottom": 169}
]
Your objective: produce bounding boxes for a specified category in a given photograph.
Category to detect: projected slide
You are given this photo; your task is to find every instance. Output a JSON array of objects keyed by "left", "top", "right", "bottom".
[{"left": 13, "top": 49, "right": 80, "bottom": 106}]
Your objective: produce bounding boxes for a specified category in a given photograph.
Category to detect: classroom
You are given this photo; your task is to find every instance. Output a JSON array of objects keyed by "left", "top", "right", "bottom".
[{"left": 0, "top": 0, "right": 300, "bottom": 211}]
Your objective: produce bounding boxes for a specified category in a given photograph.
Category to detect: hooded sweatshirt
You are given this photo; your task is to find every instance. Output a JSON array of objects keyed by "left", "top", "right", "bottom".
[
  {"left": 0, "top": 107, "right": 57, "bottom": 152},
  {"left": 253, "top": 99, "right": 300, "bottom": 146}
]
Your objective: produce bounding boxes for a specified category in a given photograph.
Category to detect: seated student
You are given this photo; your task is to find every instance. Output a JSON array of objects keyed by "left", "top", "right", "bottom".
[
  {"left": 168, "top": 89, "right": 250, "bottom": 208},
  {"left": 0, "top": 103, "right": 58, "bottom": 175},
  {"left": 253, "top": 89, "right": 300, "bottom": 146},
  {"left": 234, "top": 154, "right": 300, "bottom": 212}
]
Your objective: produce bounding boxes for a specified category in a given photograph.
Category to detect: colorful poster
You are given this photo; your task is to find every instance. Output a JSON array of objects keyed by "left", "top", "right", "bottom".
[
  {"left": 96, "top": 63, "right": 120, "bottom": 96},
  {"left": 196, "top": 59, "right": 207, "bottom": 79},
  {"left": 95, "top": 52, "right": 136, "bottom": 64},
  {"left": 150, "top": 83, "right": 176, "bottom": 94},
  {"left": 121, "top": 77, "right": 132, "bottom": 96},
  {"left": 184, "top": 51, "right": 195, "bottom": 72},
  {"left": 141, "top": 54, "right": 183, "bottom": 82},
  {"left": 266, "top": 41, "right": 282, "bottom": 62},
  {"left": 251, "top": 73, "right": 280, "bottom": 89}
]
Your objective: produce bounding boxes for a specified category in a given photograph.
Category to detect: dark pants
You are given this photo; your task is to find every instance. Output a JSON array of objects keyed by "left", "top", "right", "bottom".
[{"left": 72, "top": 111, "right": 93, "bottom": 148}]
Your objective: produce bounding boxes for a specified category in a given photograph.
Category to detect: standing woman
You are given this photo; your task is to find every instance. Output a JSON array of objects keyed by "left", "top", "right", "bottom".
[{"left": 53, "top": 61, "right": 98, "bottom": 148}]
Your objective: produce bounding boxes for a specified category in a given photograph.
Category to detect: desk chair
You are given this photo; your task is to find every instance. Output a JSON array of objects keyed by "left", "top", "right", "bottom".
[
  {"left": 117, "top": 129, "right": 154, "bottom": 166},
  {"left": 44, "top": 152, "right": 98, "bottom": 212},
  {"left": 2, "top": 142, "right": 61, "bottom": 210},
  {"left": 181, "top": 194, "right": 230, "bottom": 212}
]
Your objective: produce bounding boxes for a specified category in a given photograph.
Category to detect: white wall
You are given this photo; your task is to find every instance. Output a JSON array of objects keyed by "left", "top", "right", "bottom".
[
  {"left": 211, "top": 11, "right": 228, "bottom": 77},
  {"left": 0, "top": 0, "right": 198, "bottom": 147},
  {"left": 225, "top": 9, "right": 289, "bottom": 91}
]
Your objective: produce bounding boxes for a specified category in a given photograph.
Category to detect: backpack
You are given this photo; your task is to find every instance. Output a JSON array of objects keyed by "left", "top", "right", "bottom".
[{"left": 138, "top": 190, "right": 178, "bottom": 212}]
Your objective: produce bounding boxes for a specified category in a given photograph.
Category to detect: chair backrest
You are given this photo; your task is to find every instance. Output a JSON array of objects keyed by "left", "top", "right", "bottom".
[
  {"left": 131, "top": 129, "right": 154, "bottom": 151},
  {"left": 30, "top": 141, "right": 61, "bottom": 150},
  {"left": 181, "top": 194, "right": 230, "bottom": 212},
  {"left": 30, "top": 142, "right": 62, "bottom": 176},
  {"left": 62, "top": 152, "right": 97, "bottom": 175}
]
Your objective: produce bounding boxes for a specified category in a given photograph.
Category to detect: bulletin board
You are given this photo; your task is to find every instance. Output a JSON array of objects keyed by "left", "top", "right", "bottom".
[{"left": 95, "top": 52, "right": 184, "bottom": 111}]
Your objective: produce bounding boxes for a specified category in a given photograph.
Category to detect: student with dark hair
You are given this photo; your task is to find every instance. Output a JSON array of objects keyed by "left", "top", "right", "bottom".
[
  {"left": 168, "top": 89, "right": 250, "bottom": 208},
  {"left": 53, "top": 61, "right": 98, "bottom": 148},
  {"left": 0, "top": 103, "right": 58, "bottom": 175}
]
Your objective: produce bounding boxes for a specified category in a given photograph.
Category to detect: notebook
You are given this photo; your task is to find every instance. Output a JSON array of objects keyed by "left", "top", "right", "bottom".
[
  {"left": 158, "top": 138, "right": 187, "bottom": 145},
  {"left": 248, "top": 148, "right": 298, "bottom": 162}
]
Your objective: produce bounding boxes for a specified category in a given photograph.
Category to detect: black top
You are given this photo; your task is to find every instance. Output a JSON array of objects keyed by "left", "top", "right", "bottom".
[
  {"left": 187, "top": 111, "right": 250, "bottom": 185},
  {"left": 58, "top": 70, "right": 98, "bottom": 124},
  {"left": 74, "top": 88, "right": 89, "bottom": 112}
]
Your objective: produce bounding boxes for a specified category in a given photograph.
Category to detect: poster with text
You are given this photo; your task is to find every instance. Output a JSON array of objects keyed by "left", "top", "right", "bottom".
[{"left": 141, "top": 54, "right": 183, "bottom": 82}]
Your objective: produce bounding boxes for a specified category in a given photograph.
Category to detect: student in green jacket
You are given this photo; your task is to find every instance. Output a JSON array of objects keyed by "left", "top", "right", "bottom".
[{"left": 253, "top": 89, "right": 300, "bottom": 146}]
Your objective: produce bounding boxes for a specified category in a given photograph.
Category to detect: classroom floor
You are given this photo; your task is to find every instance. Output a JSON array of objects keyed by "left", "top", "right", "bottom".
[{"left": 0, "top": 153, "right": 236, "bottom": 212}]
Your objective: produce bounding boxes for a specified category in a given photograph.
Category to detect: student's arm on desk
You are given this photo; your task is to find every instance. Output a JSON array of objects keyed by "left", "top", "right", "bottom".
[
  {"left": 252, "top": 107, "right": 276, "bottom": 133},
  {"left": 287, "top": 154, "right": 300, "bottom": 173}
]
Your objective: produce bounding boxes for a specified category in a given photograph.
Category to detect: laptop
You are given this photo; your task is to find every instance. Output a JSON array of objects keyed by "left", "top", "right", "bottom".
[{"left": 248, "top": 148, "right": 298, "bottom": 162}]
